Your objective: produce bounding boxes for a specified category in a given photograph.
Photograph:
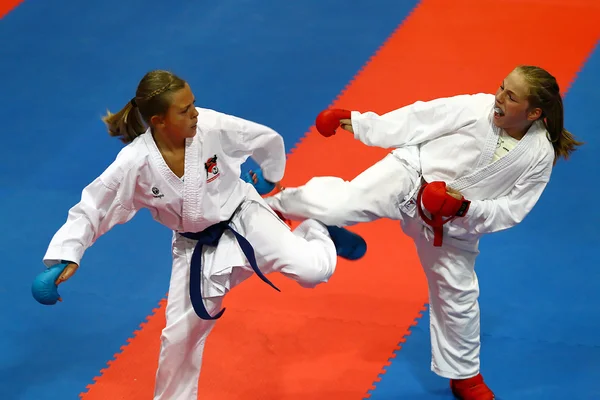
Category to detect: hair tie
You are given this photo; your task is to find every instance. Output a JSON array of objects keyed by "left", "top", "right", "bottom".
[{"left": 130, "top": 98, "right": 137, "bottom": 107}]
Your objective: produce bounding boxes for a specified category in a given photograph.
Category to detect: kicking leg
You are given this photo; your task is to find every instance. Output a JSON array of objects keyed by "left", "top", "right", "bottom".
[{"left": 264, "top": 152, "right": 420, "bottom": 227}]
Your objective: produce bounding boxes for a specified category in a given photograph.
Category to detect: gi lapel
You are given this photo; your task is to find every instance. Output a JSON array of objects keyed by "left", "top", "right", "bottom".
[{"left": 450, "top": 120, "right": 543, "bottom": 192}]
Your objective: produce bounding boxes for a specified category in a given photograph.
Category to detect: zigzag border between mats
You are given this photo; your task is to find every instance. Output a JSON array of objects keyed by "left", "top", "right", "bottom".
[
  {"left": 285, "top": 3, "right": 427, "bottom": 397},
  {"left": 362, "top": 303, "right": 429, "bottom": 399},
  {"left": 77, "top": 295, "right": 168, "bottom": 398},
  {"left": 285, "top": 1, "right": 423, "bottom": 161}
]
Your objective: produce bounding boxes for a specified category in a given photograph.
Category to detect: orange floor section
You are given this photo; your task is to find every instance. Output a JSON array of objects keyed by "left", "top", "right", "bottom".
[
  {"left": 0, "top": 0, "right": 23, "bottom": 19},
  {"left": 80, "top": 0, "right": 600, "bottom": 399}
]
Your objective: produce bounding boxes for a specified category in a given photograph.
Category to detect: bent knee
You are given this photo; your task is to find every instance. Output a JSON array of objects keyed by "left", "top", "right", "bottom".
[
  {"left": 287, "top": 244, "right": 337, "bottom": 287},
  {"left": 272, "top": 237, "right": 336, "bottom": 287},
  {"left": 295, "top": 263, "right": 334, "bottom": 287}
]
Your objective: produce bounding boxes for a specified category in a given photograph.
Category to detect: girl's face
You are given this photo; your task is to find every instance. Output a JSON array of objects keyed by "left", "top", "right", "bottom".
[
  {"left": 493, "top": 69, "right": 542, "bottom": 136},
  {"left": 152, "top": 83, "right": 199, "bottom": 140}
]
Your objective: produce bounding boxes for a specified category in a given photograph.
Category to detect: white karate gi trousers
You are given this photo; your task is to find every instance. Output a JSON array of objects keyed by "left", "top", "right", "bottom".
[
  {"left": 153, "top": 195, "right": 337, "bottom": 400},
  {"left": 265, "top": 150, "right": 482, "bottom": 380}
]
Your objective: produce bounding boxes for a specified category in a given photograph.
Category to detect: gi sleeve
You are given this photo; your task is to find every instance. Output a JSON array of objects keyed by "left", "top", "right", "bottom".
[
  {"left": 220, "top": 114, "right": 286, "bottom": 183},
  {"left": 42, "top": 161, "right": 138, "bottom": 267},
  {"left": 351, "top": 94, "right": 486, "bottom": 149},
  {"left": 451, "top": 153, "right": 554, "bottom": 235}
]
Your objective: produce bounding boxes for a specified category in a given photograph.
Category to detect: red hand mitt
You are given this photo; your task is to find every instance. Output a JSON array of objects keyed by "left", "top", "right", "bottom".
[
  {"left": 422, "top": 181, "right": 470, "bottom": 217},
  {"left": 315, "top": 108, "right": 351, "bottom": 137}
]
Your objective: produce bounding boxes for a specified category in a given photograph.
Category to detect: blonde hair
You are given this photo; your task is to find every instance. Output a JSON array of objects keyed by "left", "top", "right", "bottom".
[
  {"left": 516, "top": 65, "right": 583, "bottom": 164},
  {"left": 102, "top": 70, "right": 187, "bottom": 144}
]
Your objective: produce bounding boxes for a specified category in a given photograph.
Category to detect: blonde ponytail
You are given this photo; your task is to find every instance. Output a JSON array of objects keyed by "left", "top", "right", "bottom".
[{"left": 102, "top": 99, "right": 147, "bottom": 144}]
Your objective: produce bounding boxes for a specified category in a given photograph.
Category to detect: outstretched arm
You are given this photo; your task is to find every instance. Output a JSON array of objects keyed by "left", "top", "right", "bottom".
[
  {"left": 43, "top": 164, "right": 139, "bottom": 270},
  {"left": 316, "top": 94, "right": 487, "bottom": 149}
]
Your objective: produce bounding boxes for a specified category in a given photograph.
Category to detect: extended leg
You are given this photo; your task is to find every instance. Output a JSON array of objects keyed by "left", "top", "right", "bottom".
[{"left": 264, "top": 152, "right": 420, "bottom": 227}]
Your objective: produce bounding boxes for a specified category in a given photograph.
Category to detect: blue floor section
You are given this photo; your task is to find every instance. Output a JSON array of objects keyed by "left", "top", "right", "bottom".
[
  {"left": 0, "top": 1, "right": 420, "bottom": 399},
  {"left": 368, "top": 42, "right": 600, "bottom": 399},
  {"left": 368, "top": 309, "right": 600, "bottom": 399}
]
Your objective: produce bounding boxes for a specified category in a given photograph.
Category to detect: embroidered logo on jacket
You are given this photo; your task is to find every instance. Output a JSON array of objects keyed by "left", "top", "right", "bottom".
[
  {"left": 204, "top": 155, "right": 220, "bottom": 183},
  {"left": 152, "top": 187, "right": 164, "bottom": 198}
]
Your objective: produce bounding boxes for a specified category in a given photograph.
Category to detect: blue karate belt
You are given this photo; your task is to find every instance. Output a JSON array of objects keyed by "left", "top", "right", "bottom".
[{"left": 180, "top": 221, "right": 280, "bottom": 320}]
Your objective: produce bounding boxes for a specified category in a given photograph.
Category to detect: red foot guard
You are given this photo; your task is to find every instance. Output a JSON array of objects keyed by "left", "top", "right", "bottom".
[{"left": 450, "top": 373, "right": 495, "bottom": 400}]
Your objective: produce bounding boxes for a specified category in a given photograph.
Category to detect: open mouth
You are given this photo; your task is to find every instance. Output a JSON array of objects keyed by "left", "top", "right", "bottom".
[{"left": 493, "top": 106, "right": 505, "bottom": 117}]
